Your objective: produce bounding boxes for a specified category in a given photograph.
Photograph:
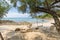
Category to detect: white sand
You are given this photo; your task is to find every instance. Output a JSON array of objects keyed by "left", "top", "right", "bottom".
[
  {"left": 31, "top": 19, "right": 54, "bottom": 28},
  {"left": 0, "top": 25, "right": 29, "bottom": 39},
  {"left": 0, "top": 19, "right": 55, "bottom": 39},
  {"left": 24, "top": 32, "right": 47, "bottom": 40}
]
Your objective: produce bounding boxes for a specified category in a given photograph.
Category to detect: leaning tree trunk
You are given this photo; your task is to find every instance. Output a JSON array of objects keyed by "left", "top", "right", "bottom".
[
  {"left": 36, "top": 7, "right": 60, "bottom": 33},
  {"left": 52, "top": 15, "right": 60, "bottom": 33},
  {"left": 49, "top": 11, "right": 60, "bottom": 33}
]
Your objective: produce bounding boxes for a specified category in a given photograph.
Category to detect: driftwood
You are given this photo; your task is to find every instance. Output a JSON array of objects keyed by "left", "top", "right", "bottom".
[{"left": 0, "top": 32, "right": 4, "bottom": 40}]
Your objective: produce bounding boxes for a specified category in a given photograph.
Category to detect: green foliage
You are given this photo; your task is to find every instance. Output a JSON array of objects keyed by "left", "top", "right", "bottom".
[
  {"left": 10, "top": 0, "right": 42, "bottom": 13},
  {"left": 41, "top": 14, "right": 52, "bottom": 18},
  {"left": 0, "top": 0, "right": 10, "bottom": 18},
  {"left": 34, "top": 13, "right": 52, "bottom": 19},
  {"left": 10, "top": 0, "right": 17, "bottom": 7},
  {"left": 55, "top": 10, "right": 60, "bottom": 17},
  {"left": 18, "top": 4, "right": 27, "bottom": 13}
]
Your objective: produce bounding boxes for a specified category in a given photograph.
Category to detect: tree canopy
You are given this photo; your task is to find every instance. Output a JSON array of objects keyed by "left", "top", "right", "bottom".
[
  {"left": 10, "top": 0, "right": 60, "bottom": 15},
  {"left": 0, "top": 0, "right": 10, "bottom": 18}
]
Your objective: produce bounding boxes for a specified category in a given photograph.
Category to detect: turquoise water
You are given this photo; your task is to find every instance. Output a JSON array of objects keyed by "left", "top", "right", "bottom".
[{"left": 1, "top": 18, "right": 48, "bottom": 23}]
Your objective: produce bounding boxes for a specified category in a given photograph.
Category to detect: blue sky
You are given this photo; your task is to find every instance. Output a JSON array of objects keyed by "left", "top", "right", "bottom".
[
  {"left": 4, "top": 0, "right": 30, "bottom": 18},
  {"left": 4, "top": 7, "right": 30, "bottom": 18}
]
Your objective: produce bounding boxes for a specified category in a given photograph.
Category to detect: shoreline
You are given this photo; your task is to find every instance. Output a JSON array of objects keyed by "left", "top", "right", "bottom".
[
  {"left": 0, "top": 18, "right": 55, "bottom": 26},
  {"left": 0, "top": 18, "right": 55, "bottom": 30}
]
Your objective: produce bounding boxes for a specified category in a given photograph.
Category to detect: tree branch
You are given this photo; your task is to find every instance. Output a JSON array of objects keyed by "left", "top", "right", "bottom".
[
  {"left": 36, "top": 7, "right": 55, "bottom": 14},
  {"left": 50, "top": 0, "right": 60, "bottom": 6},
  {"left": 52, "top": 5, "right": 60, "bottom": 8},
  {"left": 45, "top": 0, "right": 50, "bottom": 9},
  {"left": 35, "top": 6, "right": 60, "bottom": 17}
]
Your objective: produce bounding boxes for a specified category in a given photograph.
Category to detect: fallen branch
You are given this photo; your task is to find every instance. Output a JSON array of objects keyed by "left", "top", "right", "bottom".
[{"left": 0, "top": 32, "right": 4, "bottom": 40}]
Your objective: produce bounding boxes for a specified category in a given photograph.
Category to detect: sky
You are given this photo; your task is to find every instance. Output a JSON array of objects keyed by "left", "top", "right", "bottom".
[
  {"left": 4, "top": 0, "right": 30, "bottom": 18},
  {"left": 4, "top": 7, "right": 30, "bottom": 18}
]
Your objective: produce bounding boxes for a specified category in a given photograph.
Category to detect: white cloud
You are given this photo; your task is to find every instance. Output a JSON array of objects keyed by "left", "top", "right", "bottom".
[{"left": 4, "top": 13, "right": 30, "bottom": 18}]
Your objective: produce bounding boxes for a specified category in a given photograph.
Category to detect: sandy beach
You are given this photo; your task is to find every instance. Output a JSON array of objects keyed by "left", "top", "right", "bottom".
[{"left": 0, "top": 19, "right": 57, "bottom": 40}]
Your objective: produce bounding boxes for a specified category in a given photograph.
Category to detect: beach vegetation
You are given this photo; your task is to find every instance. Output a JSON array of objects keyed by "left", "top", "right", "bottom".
[
  {"left": 33, "top": 13, "right": 52, "bottom": 19},
  {"left": 0, "top": 0, "right": 10, "bottom": 19}
]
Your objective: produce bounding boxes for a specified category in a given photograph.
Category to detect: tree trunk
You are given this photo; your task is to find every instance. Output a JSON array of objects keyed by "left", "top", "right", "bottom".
[
  {"left": 52, "top": 15, "right": 60, "bottom": 33},
  {"left": 49, "top": 11, "right": 60, "bottom": 33},
  {"left": 36, "top": 7, "right": 60, "bottom": 33}
]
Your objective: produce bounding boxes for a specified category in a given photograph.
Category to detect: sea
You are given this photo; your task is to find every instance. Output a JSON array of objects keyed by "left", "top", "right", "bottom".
[{"left": 1, "top": 17, "right": 48, "bottom": 23}]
